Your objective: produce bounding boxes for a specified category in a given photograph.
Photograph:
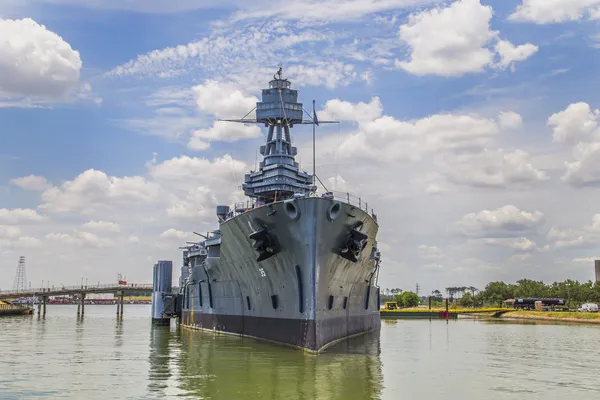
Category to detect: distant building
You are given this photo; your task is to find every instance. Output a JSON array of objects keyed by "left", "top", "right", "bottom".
[{"left": 596, "top": 260, "right": 600, "bottom": 283}]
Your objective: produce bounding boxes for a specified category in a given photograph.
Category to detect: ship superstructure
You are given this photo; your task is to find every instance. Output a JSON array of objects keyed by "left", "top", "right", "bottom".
[{"left": 177, "top": 69, "right": 382, "bottom": 352}]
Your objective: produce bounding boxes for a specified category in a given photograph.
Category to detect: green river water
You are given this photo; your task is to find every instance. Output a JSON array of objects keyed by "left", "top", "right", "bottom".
[{"left": 1, "top": 305, "right": 599, "bottom": 399}]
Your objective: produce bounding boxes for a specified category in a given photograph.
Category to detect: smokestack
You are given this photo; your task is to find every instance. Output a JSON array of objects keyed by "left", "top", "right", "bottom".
[{"left": 595, "top": 260, "right": 600, "bottom": 283}]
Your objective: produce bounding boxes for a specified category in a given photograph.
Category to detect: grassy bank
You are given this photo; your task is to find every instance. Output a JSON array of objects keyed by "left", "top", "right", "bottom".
[{"left": 501, "top": 310, "right": 600, "bottom": 324}]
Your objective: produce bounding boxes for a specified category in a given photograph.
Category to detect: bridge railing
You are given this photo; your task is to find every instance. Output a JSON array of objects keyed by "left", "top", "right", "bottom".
[{"left": 0, "top": 283, "right": 153, "bottom": 296}]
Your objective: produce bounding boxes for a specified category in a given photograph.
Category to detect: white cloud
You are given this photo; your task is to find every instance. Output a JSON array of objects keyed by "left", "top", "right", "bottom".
[
  {"left": 0, "top": 18, "right": 82, "bottom": 99},
  {"left": 482, "top": 237, "right": 537, "bottom": 253},
  {"left": 457, "top": 205, "right": 545, "bottom": 238},
  {"left": 395, "top": 0, "right": 537, "bottom": 76},
  {"left": 81, "top": 220, "right": 121, "bottom": 232},
  {"left": 46, "top": 231, "right": 114, "bottom": 248},
  {"left": 159, "top": 228, "right": 188, "bottom": 240},
  {"left": 39, "top": 169, "right": 162, "bottom": 214},
  {"left": 166, "top": 187, "right": 217, "bottom": 220},
  {"left": 108, "top": 22, "right": 327, "bottom": 81},
  {"left": 189, "top": 122, "right": 262, "bottom": 150},
  {"left": 232, "top": 0, "right": 442, "bottom": 24},
  {"left": 418, "top": 245, "right": 446, "bottom": 260},
  {"left": 10, "top": 175, "right": 51, "bottom": 191},
  {"left": 0, "top": 208, "right": 45, "bottom": 224},
  {"left": 509, "top": 0, "right": 600, "bottom": 24},
  {"left": 494, "top": 40, "right": 539, "bottom": 72},
  {"left": 437, "top": 148, "right": 548, "bottom": 189},
  {"left": 546, "top": 214, "right": 600, "bottom": 249},
  {"left": 548, "top": 102, "right": 599, "bottom": 144},
  {"left": 320, "top": 97, "right": 383, "bottom": 124},
  {"left": 193, "top": 80, "right": 258, "bottom": 119},
  {"left": 0, "top": 225, "right": 21, "bottom": 239},
  {"left": 498, "top": 111, "right": 524, "bottom": 130},
  {"left": 547, "top": 102, "right": 600, "bottom": 187}
]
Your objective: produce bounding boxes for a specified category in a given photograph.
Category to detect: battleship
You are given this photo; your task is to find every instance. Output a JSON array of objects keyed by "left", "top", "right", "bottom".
[{"left": 177, "top": 68, "right": 382, "bottom": 352}]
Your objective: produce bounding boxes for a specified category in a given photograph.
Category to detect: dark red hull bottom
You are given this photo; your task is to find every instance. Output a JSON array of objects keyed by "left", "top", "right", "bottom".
[{"left": 179, "top": 311, "right": 381, "bottom": 352}]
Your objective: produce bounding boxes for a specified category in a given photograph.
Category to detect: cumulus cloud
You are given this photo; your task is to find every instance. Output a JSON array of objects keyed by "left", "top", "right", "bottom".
[
  {"left": 457, "top": 205, "right": 545, "bottom": 238},
  {"left": 159, "top": 228, "right": 188, "bottom": 240},
  {"left": 46, "top": 231, "right": 114, "bottom": 248},
  {"left": 395, "top": 0, "right": 538, "bottom": 76},
  {"left": 437, "top": 148, "right": 548, "bottom": 189},
  {"left": 193, "top": 80, "right": 258, "bottom": 119},
  {"left": 317, "top": 97, "right": 544, "bottom": 190},
  {"left": 0, "top": 208, "right": 45, "bottom": 224},
  {"left": 0, "top": 18, "right": 82, "bottom": 99},
  {"left": 319, "top": 97, "right": 383, "bottom": 124},
  {"left": 81, "top": 220, "right": 121, "bottom": 232},
  {"left": 546, "top": 214, "right": 600, "bottom": 249},
  {"left": 188, "top": 121, "right": 262, "bottom": 150},
  {"left": 39, "top": 169, "right": 162, "bottom": 214},
  {"left": 498, "top": 111, "right": 524, "bottom": 130},
  {"left": 547, "top": 102, "right": 600, "bottom": 187},
  {"left": 494, "top": 40, "right": 539, "bottom": 72},
  {"left": 509, "top": 0, "right": 600, "bottom": 24},
  {"left": 10, "top": 175, "right": 51, "bottom": 191}
]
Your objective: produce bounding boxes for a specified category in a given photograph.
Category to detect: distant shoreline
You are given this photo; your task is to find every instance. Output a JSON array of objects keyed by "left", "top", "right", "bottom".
[{"left": 499, "top": 311, "right": 600, "bottom": 325}]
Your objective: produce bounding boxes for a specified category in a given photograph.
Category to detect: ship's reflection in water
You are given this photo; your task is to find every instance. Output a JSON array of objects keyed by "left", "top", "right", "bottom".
[{"left": 147, "top": 326, "right": 383, "bottom": 400}]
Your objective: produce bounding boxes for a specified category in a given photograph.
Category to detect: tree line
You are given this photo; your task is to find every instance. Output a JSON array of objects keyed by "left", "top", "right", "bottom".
[{"left": 381, "top": 279, "right": 600, "bottom": 309}]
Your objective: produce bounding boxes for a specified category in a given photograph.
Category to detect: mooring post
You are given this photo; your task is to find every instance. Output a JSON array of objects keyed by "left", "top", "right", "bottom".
[
  {"left": 42, "top": 296, "right": 47, "bottom": 317},
  {"left": 445, "top": 297, "right": 449, "bottom": 321},
  {"left": 77, "top": 294, "right": 81, "bottom": 317},
  {"left": 116, "top": 293, "right": 120, "bottom": 318},
  {"left": 81, "top": 293, "right": 85, "bottom": 317},
  {"left": 37, "top": 299, "right": 42, "bottom": 316},
  {"left": 428, "top": 296, "right": 432, "bottom": 321},
  {"left": 119, "top": 291, "right": 124, "bottom": 318}
]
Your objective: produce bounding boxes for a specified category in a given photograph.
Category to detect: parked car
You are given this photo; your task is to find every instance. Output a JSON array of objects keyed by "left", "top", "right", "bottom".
[{"left": 578, "top": 303, "right": 599, "bottom": 312}]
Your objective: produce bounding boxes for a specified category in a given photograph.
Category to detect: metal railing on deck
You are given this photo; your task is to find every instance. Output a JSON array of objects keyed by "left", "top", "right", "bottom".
[{"left": 229, "top": 190, "right": 377, "bottom": 221}]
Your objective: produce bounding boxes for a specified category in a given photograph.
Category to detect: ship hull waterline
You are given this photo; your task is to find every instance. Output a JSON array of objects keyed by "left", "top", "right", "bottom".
[{"left": 178, "top": 197, "right": 382, "bottom": 353}]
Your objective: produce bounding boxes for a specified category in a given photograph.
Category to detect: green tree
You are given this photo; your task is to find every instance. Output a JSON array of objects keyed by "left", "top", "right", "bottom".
[
  {"left": 401, "top": 291, "right": 420, "bottom": 308},
  {"left": 393, "top": 293, "right": 404, "bottom": 307},
  {"left": 459, "top": 292, "right": 474, "bottom": 308}
]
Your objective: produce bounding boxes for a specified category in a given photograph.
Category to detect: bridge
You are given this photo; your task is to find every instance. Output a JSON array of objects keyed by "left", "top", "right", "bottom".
[{"left": 0, "top": 283, "right": 153, "bottom": 318}]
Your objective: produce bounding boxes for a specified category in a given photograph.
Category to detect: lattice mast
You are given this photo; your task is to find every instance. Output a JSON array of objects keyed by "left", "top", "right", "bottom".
[
  {"left": 218, "top": 67, "right": 338, "bottom": 203},
  {"left": 12, "top": 256, "right": 27, "bottom": 292}
]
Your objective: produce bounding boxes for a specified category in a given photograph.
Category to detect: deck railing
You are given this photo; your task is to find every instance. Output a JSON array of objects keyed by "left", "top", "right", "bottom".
[{"left": 230, "top": 190, "right": 378, "bottom": 221}]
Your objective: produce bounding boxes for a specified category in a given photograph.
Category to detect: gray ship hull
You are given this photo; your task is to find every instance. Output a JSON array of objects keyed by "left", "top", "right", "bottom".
[{"left": 179, "top": 196, "right": 381, "bottom": 352}]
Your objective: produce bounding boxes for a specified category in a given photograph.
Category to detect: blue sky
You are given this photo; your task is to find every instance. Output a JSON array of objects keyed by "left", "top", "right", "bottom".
[{"left": 2, "top": 0, "right": 600, "bottom": 294}]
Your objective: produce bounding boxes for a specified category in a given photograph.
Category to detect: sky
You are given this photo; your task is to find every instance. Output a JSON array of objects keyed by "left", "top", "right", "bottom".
[{"left": 1, "top": 0, "right": 600, "bottom": 295}]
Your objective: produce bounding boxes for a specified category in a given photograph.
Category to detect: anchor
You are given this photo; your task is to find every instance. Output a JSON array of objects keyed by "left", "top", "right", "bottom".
[
  {"left": 248, "top": 219, "right": 279, "bottom": 262},
  {"left": 339, "top": 221, "right": 368, "bottom": 263}
]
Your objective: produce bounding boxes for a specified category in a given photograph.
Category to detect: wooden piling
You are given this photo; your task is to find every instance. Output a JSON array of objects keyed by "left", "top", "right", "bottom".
[{"left": 119, "top": 292, "right": 124, "bottom": 318}]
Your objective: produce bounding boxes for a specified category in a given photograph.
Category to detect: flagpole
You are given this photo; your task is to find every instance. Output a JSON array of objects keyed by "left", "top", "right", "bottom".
[{"left": 312, "top": 99, "right": 316, "bottom": 191}]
